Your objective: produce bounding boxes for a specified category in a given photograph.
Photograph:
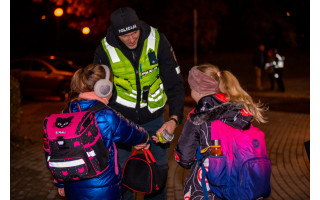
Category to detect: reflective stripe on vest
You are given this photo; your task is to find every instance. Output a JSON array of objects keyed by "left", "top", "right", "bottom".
[
  {"left": 115, "top": 96, "right": 136, "bottom": 108},
  {"left": 103, "top": 38, "right": 120, "bottom": 63},
  {"left": 275, "top": 54, "right": 284, "bottom": 68},
  {"left": 147, "top": 27, "right": 156, "bottom": 55},
  {"left": 102, "top": 27, "right": 167, "bottom": 113}
]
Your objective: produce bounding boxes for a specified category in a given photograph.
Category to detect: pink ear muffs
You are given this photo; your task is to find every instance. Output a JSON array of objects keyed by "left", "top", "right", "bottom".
[{"left": 94, "top": 65, "right": 113, "bottom": 97}]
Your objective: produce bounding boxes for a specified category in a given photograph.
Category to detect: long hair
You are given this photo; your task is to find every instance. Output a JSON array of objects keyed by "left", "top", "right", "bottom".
[
  {"left": 197, "top": 63, "right": 267, "bottom": 123},
  {"left": 67, "top": 64, "right": 113, "bottom": 102}
]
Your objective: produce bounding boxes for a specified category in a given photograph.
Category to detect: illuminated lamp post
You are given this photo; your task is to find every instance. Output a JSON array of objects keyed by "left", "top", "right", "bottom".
[{"left": 54, "top": 8, "right": 63, "bottom": 52}]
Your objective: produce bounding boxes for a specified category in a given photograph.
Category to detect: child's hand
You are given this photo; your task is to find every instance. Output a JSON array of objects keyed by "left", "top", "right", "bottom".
[
  {"left": 157, "top": 120, "right": 176, "bottom": 136},
  {"left": 134, "top": 143, "right": 148, "bottom": 150},
  {"left": 152, "top": 134, "right": 160, "bottom": 143},
  {"left": 58, "top": 188, "right": 65, "bottom": 197},
  {"left": 153, "top": 130, "right": 174, "bottom": 144},
  {"left": 143, "top": 144, "right": 150, "bottom": 149}
]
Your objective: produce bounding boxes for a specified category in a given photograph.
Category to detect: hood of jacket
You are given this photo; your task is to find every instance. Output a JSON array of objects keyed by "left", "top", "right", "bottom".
[{"left": 189, "top": 94, "right": 253, "bottom": 130}]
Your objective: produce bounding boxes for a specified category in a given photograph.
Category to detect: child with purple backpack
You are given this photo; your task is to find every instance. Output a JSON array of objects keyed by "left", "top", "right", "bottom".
[
  {"left": 51, "top": 64, "right": 150, "bottom": 199},
  {"left": 173, "top": 64, "right": 271, "bottom": 200}
]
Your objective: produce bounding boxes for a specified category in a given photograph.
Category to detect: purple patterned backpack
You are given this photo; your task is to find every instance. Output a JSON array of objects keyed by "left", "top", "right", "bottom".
[{"left": 43, "top": 103, "right": 109, "bottom": 182}]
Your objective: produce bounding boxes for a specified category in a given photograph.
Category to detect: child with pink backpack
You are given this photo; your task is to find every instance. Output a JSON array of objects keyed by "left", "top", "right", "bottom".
[
  {"left": 173, "top": 64, "right": 271, "bottom": 200},
  {"left": 44, "top": 64, "right": 149, "bottom": 200}
]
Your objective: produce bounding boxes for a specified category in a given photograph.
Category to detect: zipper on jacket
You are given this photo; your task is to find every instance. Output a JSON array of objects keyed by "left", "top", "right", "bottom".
[{"left": 134, "top": 66, "right": 141, "bottom": 123}]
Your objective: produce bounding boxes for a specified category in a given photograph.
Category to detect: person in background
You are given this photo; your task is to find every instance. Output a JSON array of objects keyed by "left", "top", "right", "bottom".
[
  {"left": 253, "top": 43, "right": 267, "bottom": 91},
  {"left": 93, "top": 7, "right": 185, "bottom": 200},
  {"left": 274, "top": 49, "right": 285, "bottom": 92},
  {"left": 265, "top": 48, "right": 276, "bottom": 90},
  {"left": 57, "top": 64, "right": 150, "bottom": 200},
  {"left": 171, "top": 64, "right": 267, "bottom": 199}
]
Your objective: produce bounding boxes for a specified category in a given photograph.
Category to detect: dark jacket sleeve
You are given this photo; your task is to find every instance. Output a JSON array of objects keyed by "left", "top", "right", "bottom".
[
  {"left": 158, "top": 33, "right": 185, "bottom": 123},
  {"left": 97, "top": 109, "right": 149, "bottom": 146},
  {"left": 174, "top": 120, "right": 199, "bottom": 169},
  {"left": 93, "top": 43, "right": 111, "bottom": 67}
]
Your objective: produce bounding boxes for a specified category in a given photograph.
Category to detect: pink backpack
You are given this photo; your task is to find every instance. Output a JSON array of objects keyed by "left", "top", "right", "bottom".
[
  {"left": 199, "top": 120, "right": 271, "bottom": 200},
  {"left": 43, "top": 103, "right": 110, "bottom": 182}
]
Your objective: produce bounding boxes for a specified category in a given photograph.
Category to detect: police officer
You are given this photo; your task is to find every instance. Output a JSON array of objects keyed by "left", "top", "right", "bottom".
[{"left": 93, "top": 7, "right": 185, "bottom": 200}]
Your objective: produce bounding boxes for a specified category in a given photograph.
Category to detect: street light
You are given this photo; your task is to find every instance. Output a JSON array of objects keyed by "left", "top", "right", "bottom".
[
  {"left": 82, "top": 27, "right": 90, "bottom": 35},
  {"left": 54, "top": 8, "right": 63, "bottom": 17}
]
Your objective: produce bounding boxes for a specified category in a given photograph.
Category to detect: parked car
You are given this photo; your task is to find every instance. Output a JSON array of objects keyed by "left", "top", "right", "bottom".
[{"left": 10, "top": 56, "right": 79, "bottom": 101}]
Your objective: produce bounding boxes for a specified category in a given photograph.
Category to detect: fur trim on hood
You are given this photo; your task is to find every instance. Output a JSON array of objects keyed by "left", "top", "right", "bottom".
[{"left": 189, "top": 102, "right": 252, "bottom": 130}]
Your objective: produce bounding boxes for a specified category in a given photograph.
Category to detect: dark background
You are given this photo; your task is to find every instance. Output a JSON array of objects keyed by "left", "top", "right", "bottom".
[
  {"left": 8, "top": 3, "right": 312, "bottom": 199},
  {"left": 11, "top": 0, "right": 310, "bottom": 66}
]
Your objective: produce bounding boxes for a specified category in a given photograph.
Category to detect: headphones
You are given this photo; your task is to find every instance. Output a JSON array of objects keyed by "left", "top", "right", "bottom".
[{"left": 93, "top": 65, "right": 113, "bottom": 97}]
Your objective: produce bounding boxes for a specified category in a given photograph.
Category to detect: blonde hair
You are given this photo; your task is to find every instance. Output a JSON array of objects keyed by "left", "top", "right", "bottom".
[
  {"left": 68, "top": 64, "right": 113, "bottom": 101},
  {"left": 197, "top": 63, "right": 267, "bottom": 123}
]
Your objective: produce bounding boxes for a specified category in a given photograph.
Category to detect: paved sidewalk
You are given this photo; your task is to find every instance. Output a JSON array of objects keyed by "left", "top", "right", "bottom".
[
  {"left": 11, "top": 102, "right": 66, "bottom": 200},
  {"left": 165, "top": 107, "right": 310, "bottom": 200},
  {"left": 10, "top": 52, "right": 310, "bottom": 199},
  {"left": 10, "top": 99, "right": 310, "bottom": 200},
  {"left": 10, "top": 48, "right": 310, "bottom": 199}
]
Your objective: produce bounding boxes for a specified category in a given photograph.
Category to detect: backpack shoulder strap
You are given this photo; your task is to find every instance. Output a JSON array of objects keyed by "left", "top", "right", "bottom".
[
  {"left": 201, "top": 164, "right": 209, "bottom": 200},
  {"left": 63, "top": 102, "right": 107, "bottom": 113},
  {"left": 196, "top": 146, "right": 209, "bottom": 200},
  {"left": 87, "top": 102, "right": 107, "bottom": 113}
]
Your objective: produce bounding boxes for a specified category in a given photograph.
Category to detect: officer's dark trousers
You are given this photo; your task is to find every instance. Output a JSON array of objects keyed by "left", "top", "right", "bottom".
[
  {"left": 274, "top": 68, "right": 285, "bottom": 92},
  {"left": 117, "top": 114, "right": 169, "bottom": 200}
]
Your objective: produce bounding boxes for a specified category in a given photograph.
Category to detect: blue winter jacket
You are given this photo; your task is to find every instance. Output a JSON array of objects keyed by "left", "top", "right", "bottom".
[{"left": 60, "top": 100, "right": 149, "bottom": 200}]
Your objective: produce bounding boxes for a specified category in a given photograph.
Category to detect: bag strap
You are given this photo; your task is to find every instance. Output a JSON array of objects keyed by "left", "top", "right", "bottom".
[
  {"left": 87, "top": 102, "right": 107, "bottom": 113},
  {"left": 196, "top": 146, "right": 209, "bottom": 200},
  {"left": 200, "top": 163, "right": 209, "bottom": 200},
  {"left": 63, "top": 102, "right": 107, "bottom": 113},
  {"left": 130, "top": 149, "right": 156, "bottom": 163},
  {"left": 143, "top": 149, "right": 156, "bottom": 163},
  {"left": 131, "top": 150, "right": 140, "bottom": 157},
  {"left": 110, "top": 142, "right": 119, "bottom": 175},
  {"left": 196, "top": 145, "right": 203, "bottom": 165}
]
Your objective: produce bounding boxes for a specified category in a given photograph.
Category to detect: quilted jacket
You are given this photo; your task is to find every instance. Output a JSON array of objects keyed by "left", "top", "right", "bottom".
[{"left": 61, "top": 100, "right": 149, "bottom": 200}]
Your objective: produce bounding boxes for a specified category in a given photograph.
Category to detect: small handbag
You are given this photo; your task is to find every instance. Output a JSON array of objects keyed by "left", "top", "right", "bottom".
[{"left": 122, "top": 149, "right": 167, "bottom": 194}]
